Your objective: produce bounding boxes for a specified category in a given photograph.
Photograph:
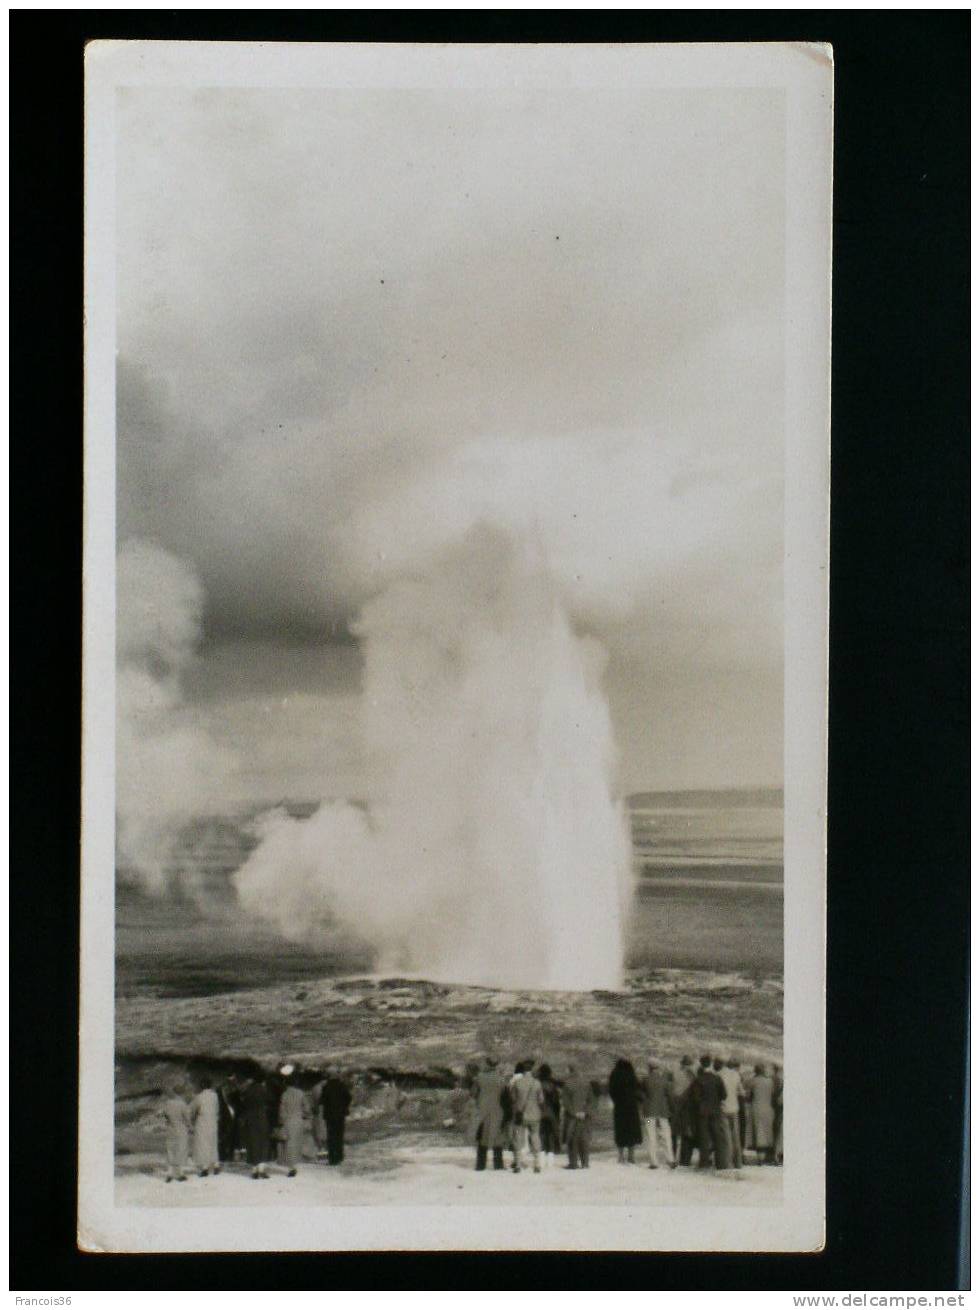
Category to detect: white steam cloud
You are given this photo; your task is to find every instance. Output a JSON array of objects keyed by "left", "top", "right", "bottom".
[
  {"left": 234, "top": 525, "right": 632, "bottom": 990},
  {"left": 116, "top": 539, "right": 237, "bottom": 894}
]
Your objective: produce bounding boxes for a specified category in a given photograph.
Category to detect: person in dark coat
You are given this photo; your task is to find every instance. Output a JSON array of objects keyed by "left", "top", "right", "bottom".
[
  {"left": 608, "top": 1057, "right": 643, "bottom": 1163},
  {"left": 561, "top": 1063, "right": 596, "bottom": 1170},
  {"left": 217, "top": 1074, "right": 238, "bottom": 1164},
  {"left": 240, "top": 1075, "right": 272, "bottom": 1179},
  {"left": 772, "top": 1064, "right": 784, "bottom": 1165},
  {"left": 691, "top": 1055, "right": 730, "bottom": 1170},
  {"left": 536, "top": 1064, "right": 563, "bottom": 1167},
  {"left": 671, "top": 1055, "right": 697, "bottom": 1165},
  {"left": 471, "top": 1057, "right": 508, "bottom": 1171},
  {"left": 320, "top": 1068, "right": 353, "bottom": 1165}
]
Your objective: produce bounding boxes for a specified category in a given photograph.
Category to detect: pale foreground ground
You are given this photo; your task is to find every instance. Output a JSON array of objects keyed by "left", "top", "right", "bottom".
[{"left": 117, "top": 1139, "right": 782, "bottom": 1208}]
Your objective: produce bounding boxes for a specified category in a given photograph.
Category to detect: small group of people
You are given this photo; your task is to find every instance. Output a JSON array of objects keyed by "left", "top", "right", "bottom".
[
  {"left": 159, "top": 1064, "right": 353, "bottom": 1183},
  {"left": 467, "top": 1054, "right": 783, "bottom": 1177},
  {"left": 608, "top": 1054, "right": 784, "bottom": 1173},
  {"left": 469, "top": 1058, "right": 591, "bottom": 1173}
]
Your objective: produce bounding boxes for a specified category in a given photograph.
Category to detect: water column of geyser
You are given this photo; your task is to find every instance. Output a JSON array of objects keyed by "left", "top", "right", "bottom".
[{"left": 233, "top": 525, "right": 633, "bottom": 991}]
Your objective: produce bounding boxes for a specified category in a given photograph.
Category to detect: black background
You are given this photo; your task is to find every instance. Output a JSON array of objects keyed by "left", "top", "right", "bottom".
[{"left": 10, "top": 10, "right": 969, "bottom": 1292}]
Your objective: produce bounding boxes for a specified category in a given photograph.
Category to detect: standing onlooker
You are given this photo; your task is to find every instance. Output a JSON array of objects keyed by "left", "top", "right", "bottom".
[
  {"left": 719, "top": 1057, "right": 744, "bottom": 1170},
  {"left": 448, "top": 1071, "right": 477, "bottom": 1139},
  {"left": 671, "top": 1055, "right": 697, "bottom": 1165},
  {"left": 506, "top": 1062, "right": 528, "bottom": 1171},
  {"left": 748, "top": 1063, "right": 775, "bottom": 1165},
  {"left": 536, "top": 1064, "right": 562, "bottom": 1169},
  {"left": 509, "top": 1060, "right": 544, "bottom": 1173},
  {"left": 279, "top": 1074, "right": 309, "bottom": 1177},
  {"left": 217, "top": 1074, "right": 238, "bottom": 1165},
  {"left": 241, "top": 1074, "right": 272, "bottom": 1180},
  {"left": 320, "top": 1068, "right": 353, "bottom": 1166},
  {"left": 161, "top": 1083, "right": 191, "bottom": 1182},
  {"left": 190, "top": 1077, "right": 220, "bottom": 1177},
  {"left": 772, "top": 1065, "right": 784, "bottom": 1165},
  {"left": 561, "top": 1063, "right": 596, "bottom": 1170},
  {"left": 691, "top": 1055, "right": 729, "bottom": 1171},
  {"left": 309, "top": 1072, "right": 328, "bottom": 1161},
  {"left": 609, "top": 1058, "right": 644, "bottom": 1164},
  {"left": 472, "top": 1057, "right": 508, "bottom": 1171},
  {"left": 639, "top": 1058, "right": 675, "bottom": 1169}
]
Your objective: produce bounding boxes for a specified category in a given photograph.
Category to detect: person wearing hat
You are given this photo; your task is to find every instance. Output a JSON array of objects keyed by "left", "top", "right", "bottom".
[{"left": 278, "top": 1072, "right": 310, "bottom": 1177}]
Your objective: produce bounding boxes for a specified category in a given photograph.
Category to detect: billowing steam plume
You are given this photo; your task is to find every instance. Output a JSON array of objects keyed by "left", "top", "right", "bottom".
[
  {"left": 116, "top": 539, "right": 236, "bottom": 895},
  {"left": 234, "top": 525, "right": 632, "bottom": 991}
]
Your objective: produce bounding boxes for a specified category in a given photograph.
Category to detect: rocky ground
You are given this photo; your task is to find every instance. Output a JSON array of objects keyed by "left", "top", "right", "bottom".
[
  {"left": 117, "top": 968, "right": 781, "bottom": 1077},
  {"left": 115, "top": 969, "right": 782, "bottom": 1174}
]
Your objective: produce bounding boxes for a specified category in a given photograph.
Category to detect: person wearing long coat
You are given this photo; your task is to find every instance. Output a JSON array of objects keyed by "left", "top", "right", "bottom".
[
  {"left": 561, "top": 1065, "right": 597, "bottom": 1169},
  {"left": 279, "top": 1081, "right": 309, "bottom": 1176},
  {"left": 690, "top": 1056, "right": 730, "bottom": 1170},
  {"left": 471, "top": 1058, "right": 508, "bottom": 1171},
  {"left": 320, "top": 1072, "right": 353, "bottom": 1166},
  {"left": 773, "top": 1065, "right": 784, "bottom": 1165},
  {"left": 161, "top": 1087, "right": 191, "bottom": 1182},
  {"left": 217, "top": 1076, "right": 238, "bottom": 1163},
  {"left": 241, "top": 1076, "right": 272, "bottom": 1179},
  {"left": 536, "top": 1064, "right": 563, "bottom": 1164},
  {"left": 310, "top": 1077, "right": 328, "bottom": 1159},
  {"left": 608, "top": 1058, "right": 643, "bottom": 1163},
  {"left": 639, "top": 1060, "right": 676, "bottom": 1169},
  {"left": 749, "top": 1064, "right": 775, "bottom": 1162},
  {"left": 190, "top": 1080, "right": 220, "bottom": 1175},
  {"left": 671, "top": 1056, "right": 698, "bottom": 1165}
]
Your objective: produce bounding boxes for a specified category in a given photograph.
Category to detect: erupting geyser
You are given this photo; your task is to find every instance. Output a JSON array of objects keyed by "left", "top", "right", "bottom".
[{"left": 234, "top": 526, "right": 633, "bottom": 991}]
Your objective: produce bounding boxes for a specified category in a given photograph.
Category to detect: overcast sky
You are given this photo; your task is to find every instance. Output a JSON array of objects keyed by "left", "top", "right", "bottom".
[{"left": 116, "top": 85, "right": 785, "bottom": 798}]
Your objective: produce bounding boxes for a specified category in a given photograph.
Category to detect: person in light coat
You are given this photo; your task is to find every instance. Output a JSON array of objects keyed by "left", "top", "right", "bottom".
[
  {"left": 508, "top": 1060, "right": 544, "bottom": 1173},
  {"left": 639, "top": 1058, "right": 675, "bottom": 1169},
  {"left": 190, "top": 1077, "right": 220, "bottom": 1176},
  {"left": 719, "top": 1057, "right": 744, "bottom": 1169},
  {"left": 748, "top": 1064, "right": 775, "bottom": 1163},
  {"left": 161, "top": 1083, "right": 191, "bottom": 1182},
  {"left": 278, "top": 1076, "right": 310, "bottom": 1177}
]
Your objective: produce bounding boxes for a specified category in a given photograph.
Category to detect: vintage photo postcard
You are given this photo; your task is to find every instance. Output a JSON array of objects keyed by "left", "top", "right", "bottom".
[{"left": 81, "top": 40, "right": 831, "bottom": 1253}]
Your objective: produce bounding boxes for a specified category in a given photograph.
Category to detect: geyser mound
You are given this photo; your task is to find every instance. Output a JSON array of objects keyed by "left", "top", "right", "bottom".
[{"left": 234, "top": 526, "right": 633, "bottom": 990}]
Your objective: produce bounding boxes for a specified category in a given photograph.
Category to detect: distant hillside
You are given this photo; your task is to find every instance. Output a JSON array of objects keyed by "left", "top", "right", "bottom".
[{"left": 627, "top": 787, "right": 783, "bottom": 810}]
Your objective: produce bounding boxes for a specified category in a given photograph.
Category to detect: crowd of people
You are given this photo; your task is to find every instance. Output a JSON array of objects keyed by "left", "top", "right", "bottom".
[
  {"left": 467, "top": 1054, "right": 783, "bottom": 1176},
  {"left": 154, "top": 1052, "right": 782, "bottom": 1185},
  {"left": 159, "top": 1065, "right": 353, "bottom": 1183}
]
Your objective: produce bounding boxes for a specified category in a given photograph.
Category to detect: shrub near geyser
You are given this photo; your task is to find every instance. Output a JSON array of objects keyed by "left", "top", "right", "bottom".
[{"left": 233, "top": 528, "right": 633, "bottom": 991}]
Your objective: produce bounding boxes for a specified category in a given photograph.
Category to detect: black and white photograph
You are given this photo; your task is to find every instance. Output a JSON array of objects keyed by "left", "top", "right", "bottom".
[{"left": 80, "top": 40, "right": 831, "bottom": 1253}]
